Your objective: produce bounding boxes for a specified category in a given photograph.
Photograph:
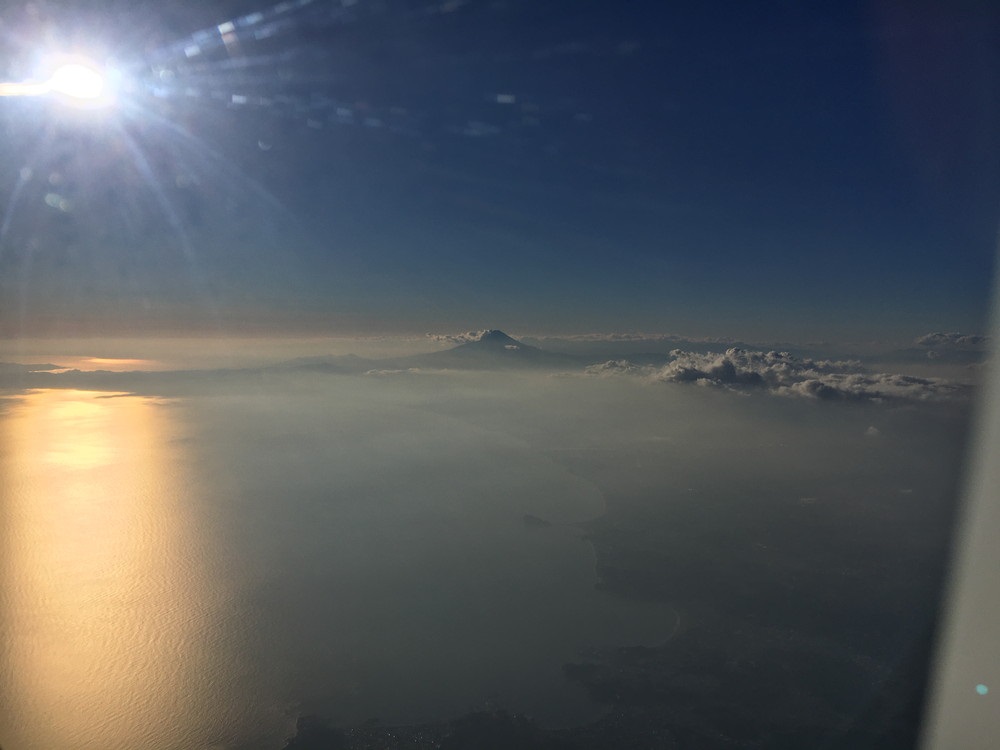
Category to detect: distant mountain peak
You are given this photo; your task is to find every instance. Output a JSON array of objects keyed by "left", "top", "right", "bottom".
[
  {"left": 476, "top": 329, "right": 520, "bottom": 346},
  {"left": 397, "top": 328, "right": 577, "bottom": 370}
]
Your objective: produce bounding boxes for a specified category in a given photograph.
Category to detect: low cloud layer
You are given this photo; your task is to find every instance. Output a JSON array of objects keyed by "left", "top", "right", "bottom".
[
  {"left": 915, "top": 332, "right": 990, "bottom": 350},
  {"left": 586, "top": 348, "right": 968, "bottom": 403},
  {"left": 531, "top": 332, "right": 739, "bottom": 344},
  {"left": 426, "top": 330, "right": 491, "bottom": 345}
]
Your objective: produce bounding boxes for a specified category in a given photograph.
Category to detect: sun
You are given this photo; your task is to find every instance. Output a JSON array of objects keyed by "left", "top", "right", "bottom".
[
  {"left": 0, "top": 55, "right": 115, "bottom": 109},
  {"left": 47, "top": 62, "right": 106, "bottom": 101},
  {"left": 43, "top": 55, "right": 117, "bottom": 109}
]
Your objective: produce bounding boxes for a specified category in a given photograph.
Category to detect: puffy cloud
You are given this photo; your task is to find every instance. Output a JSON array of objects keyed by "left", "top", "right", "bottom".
[
  {"left": 915, "top": 332, "right": 990, "bottom": 350},
  {"left": 585, "top": 348, "right": 967, "bottom": 403}
]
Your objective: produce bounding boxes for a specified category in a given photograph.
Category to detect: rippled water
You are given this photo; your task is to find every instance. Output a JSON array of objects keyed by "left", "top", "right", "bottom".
[{"left": 0, "top": 383, "right": 675, "bottom": 749}]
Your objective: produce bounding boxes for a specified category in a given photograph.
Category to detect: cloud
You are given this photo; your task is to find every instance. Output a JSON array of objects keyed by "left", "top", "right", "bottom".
[
  {"left": 586, "top": 348, "right": 968, "bottom": 403},
  {"left": 584, "top": 359, "right": 644, "bottom": 376},
  {"left": 534, "top": 332, "right": 739, "bottom": 344},
  {"left": 426, "top": 330, "right": 491, "bottom": 345},
  {"left": 915, "top": 332, "right": 990, "bottom": 350}
]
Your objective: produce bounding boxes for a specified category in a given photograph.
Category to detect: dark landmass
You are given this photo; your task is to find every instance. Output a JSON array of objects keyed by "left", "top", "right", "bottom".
[
  {"left": 281, "top": 402, "right": 970, "bottom": 750},
  {"left": 0, "top": 361, "right": 63, "bottom": 373},
  {"left": 265, "top": 330, "right": 581, "bottom": 374},
  {"left": 285, "top": 715, "right": 350, "bottom": 749},
  {"left": 0, "top": 331, "right": 586, "bottom": 395},
  {"left": 549, "top": 427, "right": 964, "bottom": 749},
  {"left": 274, "top": 353, "right": 376, "bottom": 373},
  {"left": 0, "top": 365, "right": 302, "bottom": 401},
  {"left": 522, "top": 513, "right": 553, "bottom": 528},
  {"left": 282, "top": 711, "right": 575, "bottom": 750}
]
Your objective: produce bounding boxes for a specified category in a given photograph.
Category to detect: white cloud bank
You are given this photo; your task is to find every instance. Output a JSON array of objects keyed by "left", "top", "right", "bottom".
[{"left": 586, "top": 348, "right": 968, "bottom": 403}]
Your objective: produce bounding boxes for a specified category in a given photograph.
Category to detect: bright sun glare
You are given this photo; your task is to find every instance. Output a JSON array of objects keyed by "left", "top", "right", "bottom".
[{"left": 47, "top": 62, "right": 105, "bottom": 100}]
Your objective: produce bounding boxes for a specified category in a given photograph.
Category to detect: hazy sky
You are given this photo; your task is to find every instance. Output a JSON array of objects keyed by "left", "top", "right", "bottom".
[{"left": 0, "top": 0, "right": 997, "bottom": 341}]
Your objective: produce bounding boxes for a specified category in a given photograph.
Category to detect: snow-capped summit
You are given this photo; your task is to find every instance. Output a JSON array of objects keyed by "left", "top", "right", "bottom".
[{"left": 464, "top": 329, "right": 523, "bottom": 349}]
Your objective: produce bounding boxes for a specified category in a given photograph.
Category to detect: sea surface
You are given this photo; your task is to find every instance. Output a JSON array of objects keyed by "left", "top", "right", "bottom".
[{"left": 0, "top": 378, "right": 677, "bottom": 750}]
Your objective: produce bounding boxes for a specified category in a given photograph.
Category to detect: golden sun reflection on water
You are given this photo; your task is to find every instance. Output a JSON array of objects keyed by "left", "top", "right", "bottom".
[{"left": 0, "top": 389, "right": 228, "bottom": 750}]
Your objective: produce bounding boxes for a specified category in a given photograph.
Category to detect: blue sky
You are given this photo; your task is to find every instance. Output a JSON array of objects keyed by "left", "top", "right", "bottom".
[{"left": 0, "top": 0, "right": 997, "bottom": 342}]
